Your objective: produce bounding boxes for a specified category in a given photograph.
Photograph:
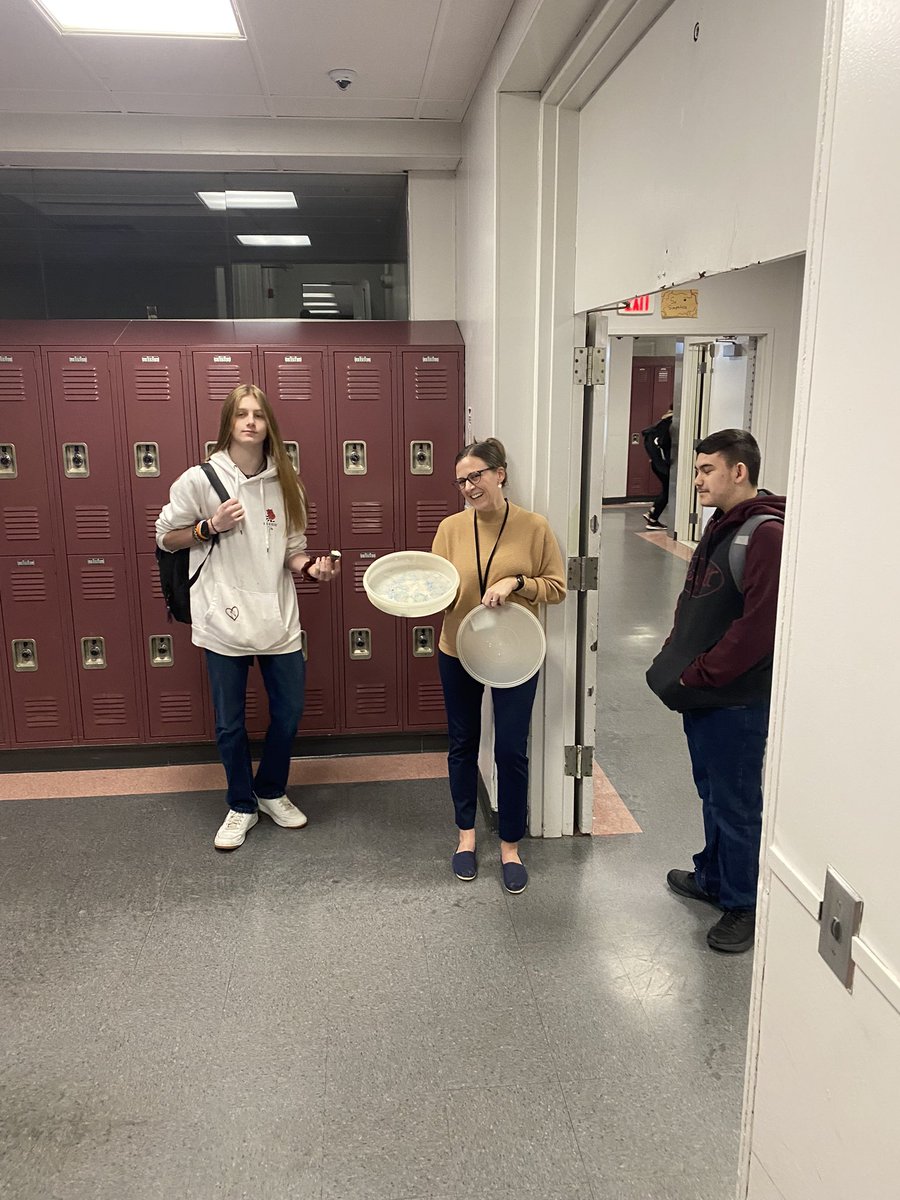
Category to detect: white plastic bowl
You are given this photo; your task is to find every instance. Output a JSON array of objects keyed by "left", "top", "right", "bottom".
[
  {"left": 456, "top": 603, "right": 547, "bottom": 688},
  {"left": 362, "top": 551, "right": 460, "bottom": 618}
]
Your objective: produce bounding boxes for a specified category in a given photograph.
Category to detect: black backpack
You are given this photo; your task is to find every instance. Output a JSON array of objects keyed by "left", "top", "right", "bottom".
[{"left": 156, "top": 463, "right": 230, "bottom": 623}]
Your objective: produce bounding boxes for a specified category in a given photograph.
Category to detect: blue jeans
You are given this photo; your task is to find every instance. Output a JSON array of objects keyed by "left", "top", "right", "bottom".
[
  {"left": 682, "top": 704, "right": 770, "bottom": 911},
  {"left": 438, "top": 649, "right": 540, "bottom": 844},
  {"left": 205, "top": 650, "right": 306, "bottom": 813}
]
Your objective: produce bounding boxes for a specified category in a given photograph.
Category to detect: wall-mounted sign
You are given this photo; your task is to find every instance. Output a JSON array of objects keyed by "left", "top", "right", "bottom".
[
  {"left": 661, "top": 289, "right": 699, "bottom": 319},
  {"left": 618, "top": 294, "right": 655, "bottom": 315}
]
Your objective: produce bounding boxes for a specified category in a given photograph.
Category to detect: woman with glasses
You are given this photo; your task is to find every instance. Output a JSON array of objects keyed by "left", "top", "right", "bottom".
[{"left": 432, "top": 438, "right": 566, "bottom": 893}]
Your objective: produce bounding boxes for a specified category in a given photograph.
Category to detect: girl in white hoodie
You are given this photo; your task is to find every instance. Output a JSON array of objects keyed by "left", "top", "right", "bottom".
[{"left": 156, "top": 383, "right": 338, "bottom": 850}]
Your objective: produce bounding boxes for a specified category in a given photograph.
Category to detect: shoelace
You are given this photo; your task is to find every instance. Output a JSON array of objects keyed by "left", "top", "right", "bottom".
[
  {"left": 224, "top": 810, "right": 249, "bottom": 829},
  {"left": 269, "top": 796, "right": 293, "bottom": 813}
]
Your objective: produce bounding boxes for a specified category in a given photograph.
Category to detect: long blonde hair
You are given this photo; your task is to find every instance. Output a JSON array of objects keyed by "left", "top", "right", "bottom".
[{"left": 210, "top": 383, "right": 308, "bottom": 533}]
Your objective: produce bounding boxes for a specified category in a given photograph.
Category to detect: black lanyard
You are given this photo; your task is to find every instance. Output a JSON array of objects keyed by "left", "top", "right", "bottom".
[{"left": 474, "top": 500, "right": 510, "bottom": 598}]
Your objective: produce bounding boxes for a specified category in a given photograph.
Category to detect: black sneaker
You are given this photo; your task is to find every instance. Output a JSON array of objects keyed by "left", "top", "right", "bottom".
[
  {"left": 644, "top": 517, "right": 666, "bottom": 530},
  {"left": 666, "top": 869, "right": 719, "bottom": 908},
  {"left": 707, "top": 908, "right": 755, "bottom": 954}
]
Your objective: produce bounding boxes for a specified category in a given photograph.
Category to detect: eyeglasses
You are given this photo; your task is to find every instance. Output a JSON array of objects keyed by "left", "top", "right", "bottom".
[{"left": 454, "top": 469, "right": 491, "bottom": 490}]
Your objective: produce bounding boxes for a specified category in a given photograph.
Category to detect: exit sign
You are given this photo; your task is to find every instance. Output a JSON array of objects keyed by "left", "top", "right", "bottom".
[{"left": 618, "top": 294, "right": 655, "bottom": 315}]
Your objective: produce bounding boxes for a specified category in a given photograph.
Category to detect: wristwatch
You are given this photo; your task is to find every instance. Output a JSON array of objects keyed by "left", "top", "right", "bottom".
[{"left": 514, "top": 574, "right": 525, "bottom": 592}]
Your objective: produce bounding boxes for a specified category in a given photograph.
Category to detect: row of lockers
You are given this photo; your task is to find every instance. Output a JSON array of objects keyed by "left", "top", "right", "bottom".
[{"left": 0, "top": 324, "right": 463, "bottom": 748}]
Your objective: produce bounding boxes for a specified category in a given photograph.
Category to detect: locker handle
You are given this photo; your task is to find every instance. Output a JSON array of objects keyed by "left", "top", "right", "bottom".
[
  {"left": 412, "top": 626, "right": 435, "bottom": 657},
  {"left": 81, "top": 636, "right": 107, "bottom": 669},
  {"left": 63, "top": 443, "right": 90, "bottom": 477},
  {"left": 149, "top": 635, "right": 174, "bottom": 667},
  {"left": 0, "top": 443, "right": 17, "bottom": 478},
  {"left": 12, "top": 639, "right": 38, "bottom": 672},
  {"left": 349, "top": 628, "right": 372, "bottom": 659}
]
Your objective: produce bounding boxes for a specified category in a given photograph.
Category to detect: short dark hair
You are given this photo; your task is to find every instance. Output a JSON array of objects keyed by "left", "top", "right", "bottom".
[
  {"left": 695, "top": 428, "right": 761, "bottom": 486},
  {"left": 456, "top": 437, "right": 508, "bottom": 486}
]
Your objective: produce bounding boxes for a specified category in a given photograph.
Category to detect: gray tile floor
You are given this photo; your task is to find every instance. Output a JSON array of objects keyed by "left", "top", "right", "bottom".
[{"left": 0, "top": 507, "right": 751, "bottom": 1200}]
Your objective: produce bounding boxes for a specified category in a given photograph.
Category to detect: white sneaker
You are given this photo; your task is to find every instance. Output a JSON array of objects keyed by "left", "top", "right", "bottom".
[
  {"left": 255, "top": 793, "right": 308, "bottom": 829},
  {"left": 214, "top": 809, "right": 258, "bottom": 850}
]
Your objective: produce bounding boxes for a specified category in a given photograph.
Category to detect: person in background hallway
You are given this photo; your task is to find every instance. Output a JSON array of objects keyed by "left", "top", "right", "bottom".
[
  {"left": 432, "top": 438, "right": 566, "bottom": 894},
  {"left": 646, "top": 429, "right": 785, "bottom": 953},
  {"left": 643, "top": 407, "right": 673, "bottom": 529},
  {"left": 156, "top": 383, "right": 339, "bottom": 851}
]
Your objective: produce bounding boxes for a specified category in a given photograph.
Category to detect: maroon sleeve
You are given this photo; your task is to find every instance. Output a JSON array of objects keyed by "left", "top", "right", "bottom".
[{"left": 680, "top": 521, "right": 784, "bottom": 689}]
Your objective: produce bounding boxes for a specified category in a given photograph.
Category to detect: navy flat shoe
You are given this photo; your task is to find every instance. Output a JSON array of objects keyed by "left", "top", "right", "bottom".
[
  {"left": 501, "top": 861, "right": 528, "bottom": 894},
  {"left": 452, "top": 850, "right": 477, "bottom": 881}
]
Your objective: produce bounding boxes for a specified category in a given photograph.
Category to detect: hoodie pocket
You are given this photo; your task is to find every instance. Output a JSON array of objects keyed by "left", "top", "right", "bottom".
[{"left": 203, "top": 585, "right": 285, "bottom": 654}]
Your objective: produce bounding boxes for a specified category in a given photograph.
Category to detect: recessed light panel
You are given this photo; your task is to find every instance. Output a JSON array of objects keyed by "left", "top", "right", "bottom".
[
  {"left": 236, "top": 235, "right": 311, "bottom": 247},
  {"left": 33, "top": 0, "right": 243, "bottom": 37},
  {"left": 197, "top": 191, "right": 297, "bottom": 211}
]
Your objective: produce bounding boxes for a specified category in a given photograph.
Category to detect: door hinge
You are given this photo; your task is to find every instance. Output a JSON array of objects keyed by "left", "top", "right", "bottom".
[
  {"left": 567, "top": 556, "right": 599, "bottom": 591},
  {"left": 573, "top": 346, "right": 606, "bottom": 388},
  {"left": 564, "top": 745, "right": 594, "bottom": 777}
]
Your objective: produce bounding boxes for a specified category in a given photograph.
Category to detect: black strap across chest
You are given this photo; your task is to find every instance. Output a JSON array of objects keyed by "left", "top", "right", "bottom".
[{"left": 473, "top": 500, "right": 510, "bottom": 598}]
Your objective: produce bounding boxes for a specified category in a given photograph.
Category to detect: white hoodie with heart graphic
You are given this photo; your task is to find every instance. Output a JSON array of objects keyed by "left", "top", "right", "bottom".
[{"left": 155, "top": 451, "right": 308, "bottom": 656}]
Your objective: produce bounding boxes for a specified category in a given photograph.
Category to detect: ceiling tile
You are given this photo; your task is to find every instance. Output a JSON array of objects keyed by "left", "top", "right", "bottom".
[
  {"left": 116, "top": 92, "right": 271, "bottom": 118},
  {"left": 422, "top": 0, "right": 516, "bottom": 101},
  {"left": 0, "top": 2, "right": 110, "bottom": 90},
  {"left": 270, "top": 96, "right": 418, "bottom": 119},
  {"left": 61, "top": 33, "right": 261, "bottom": 94},
  {"left": 0, "top": 89, "right": 121, "bottom": 114}
]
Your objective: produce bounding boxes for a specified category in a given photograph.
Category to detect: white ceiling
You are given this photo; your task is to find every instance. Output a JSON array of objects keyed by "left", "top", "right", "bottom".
[{"left": 2, "top": 0, "right": 518, "bottom": 122}]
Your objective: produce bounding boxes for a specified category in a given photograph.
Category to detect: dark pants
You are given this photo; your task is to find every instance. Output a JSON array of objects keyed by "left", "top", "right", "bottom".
[
  {"left": 682, "top": 704, "right": 770, "bottom": 911},
  {"left": 438, "top": 649, "right": 540, "bottom": 844},
  {"left": 205, "top": 649, "right": 306, "bottom": 813},
  {"left": 649, "top": 464, "right": 670, "bottom": 520}
]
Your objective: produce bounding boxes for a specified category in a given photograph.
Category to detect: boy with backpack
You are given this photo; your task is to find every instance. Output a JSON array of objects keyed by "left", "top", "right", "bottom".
[{"left": 642, "top": 408, "right": 673, "bottom": 530}]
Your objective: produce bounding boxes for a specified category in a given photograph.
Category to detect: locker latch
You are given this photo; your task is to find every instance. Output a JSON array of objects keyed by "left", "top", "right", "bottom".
[
  {"left": 11, "top": 639, "right": 38, "bottom": 672},
  {"left": 412, "top": 626, "right": 435, "bottom": 657},
  {"left": 0, "top": 443, "right": 17, "bottom": 478},
  {"left": 81, "top": 636, "right": 107, "bottom": 669},
  {"left": 343, "top": 441, "right": 367, "bottom": 475},
  {"left": 63, "top": 443, "right": 90, "bottom": 478},
  {"left": 410, "top": 442, "right": 433, "bottom": 476},
  {"left": 300, "top": 629, "right": 308, "bottom": 662},
  {"left": 204, "top": 441, "right": 216, "bottom": 460},
  {"left": 149, "top": 635, "right": 173, "bottom": 667},
  {"left": 349, "top": 628, "right": 372, "bottom": 659},
  {"left": 284, "top": 441, "right": 300, "bottom": 473},
  {"left": 134, "top": 442, "right": 160, "bottom": 478}
]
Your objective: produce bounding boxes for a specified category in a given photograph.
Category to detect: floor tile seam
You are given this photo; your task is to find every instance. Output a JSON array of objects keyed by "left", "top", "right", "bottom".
[{"left": 556, "top": 1069, "right": 602, "bottom": 1200}]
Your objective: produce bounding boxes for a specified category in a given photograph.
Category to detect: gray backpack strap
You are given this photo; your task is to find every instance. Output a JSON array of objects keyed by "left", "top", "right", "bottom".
[{"left": 728, "top": 514, "right": 782, "bottom": 593}]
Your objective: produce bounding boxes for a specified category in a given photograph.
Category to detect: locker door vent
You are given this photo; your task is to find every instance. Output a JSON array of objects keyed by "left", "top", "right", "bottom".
[
  {"left": 74, "top": 507, "right": 112, "bottom": 539},
  {"left": 414, "top": 364, "right": 449, "bottom": 400},
  {"left": 92, "top": 694, "right": 127, "bottom": 725},
  {"left": 133, "top": 366, "right": 173, "bottom": 400},
  {"left": 24, "top": 698, "right": 59, "bottom": 728},
  {"left": 61, "top": 367, "right": 101, "bottom": 401},
  {"left": 415, "top": 501, "right": 449, "bottom": 536},
  {"left": 304, "top": 688, "right": 325, "bottom": 718},
  {"left": 356, "top": 685, "right": 388, "bottom": 715},
  {"left": 145, "top": 507, "right": 160, "bottom": 540},
  {"left": 4, "top": 507, "right": 40, "bottom": 541},
  {"left": 204, "top": 364, "right": 243, "bottom": 403},
  {"left": 350, "top": 501, "right": 384, "bottom": 536},
  {"left": 352, "top": 562, "right": 369, "bottom": 591},
  {"left": 276, "top": 363, "right": 314, "bottom": 401},
  {"left": 80, "top": 568, "right": 117, "bottom": 601},
  {"left": 11, "top": 568, "right": 47, "bottom": 602},
  {"left": 305, "top": 502, "right": 319, "bottom": 540},
  {"left": 246, "top": 689, "right": 263, "bottom": 722},
  {"left": 416, "top": 682, "right": 445, "bottom": 711},
  {"left": 345, "top": 367, "right": 383, "bottom": 402},
  {"left": 158, "top": 693, "right": 194, "bottom": 723},
  {"left": 294, "top": 575, "right": 318, "bottom": 598},
  {"left": 0, "top": 365, "right": 26, "bottom": 399}
]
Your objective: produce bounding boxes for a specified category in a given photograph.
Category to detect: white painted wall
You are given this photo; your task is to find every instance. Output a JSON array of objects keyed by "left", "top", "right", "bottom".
[
  {"left": 602, "top": 259, "right": 805, "bottom": 497},
  {"left": 743, "top": 0, "right": 900, "bottom": 1194},
  {"left": 407, "top": 172, "right": 456, "bottom": 320},
  {"left": 603, "top": 337, "right": 634, "bottom": 497},
  {"left": 574, "top": 0, "right": 826, "bottom": 309}
]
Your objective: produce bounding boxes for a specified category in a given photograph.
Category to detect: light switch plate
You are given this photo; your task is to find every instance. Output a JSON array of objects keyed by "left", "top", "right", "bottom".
[{"left": 817, "top": 867, "right": 863, "bottom": 990}]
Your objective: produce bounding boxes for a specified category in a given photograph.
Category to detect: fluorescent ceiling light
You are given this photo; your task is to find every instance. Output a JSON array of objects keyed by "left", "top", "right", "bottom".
[
  {"left": 236, "top": 235, "right": 311, "bottom": 247},
  {"left": 198, "top": 191, "right": 297, "bottom": 211},
  {"left": 33, "top": 0, "right": 243, "bottom": 37},
  {"left": 302, "top": 292, "right": 335, "bottom": 300}
]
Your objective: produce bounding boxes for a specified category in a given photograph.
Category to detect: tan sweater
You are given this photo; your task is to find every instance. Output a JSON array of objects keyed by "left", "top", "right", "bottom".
[{"left": 432, "top": 500, "right": 566, "bottom": 656}]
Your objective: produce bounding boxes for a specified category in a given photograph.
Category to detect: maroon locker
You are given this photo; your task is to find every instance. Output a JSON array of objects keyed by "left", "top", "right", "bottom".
[
  {"left": 191, "top": 350, "right": 256, "bottom": 456},
  {"left": 0, "top": 350, "right": 55, "bottom": 556},
  {"left": 68, "top": 554, "right": 140, "bottom": 742},
  {"left": 401, "top": 350, "right": 463, "bottom": 549},
  {"left": 0, "top": 555, "right": 75, "bottom": 744},
  {"left": 404, "top": 617, "right": 447, "bottom": 731},
  {"left": 332, "top": 351, "right": 396, "bottom": 549},
  {"left": 340, "top": 549, "right": 400, "bottom": 731},
  {"left": 293, "top": 571, "right": 338, "bottom": 734},
  {"left": 262, "top": 351, "right": 333, "bottom": 547},
  {"left": 46, "top": 350, "right": 125, "bottom": 552},
  {"left": 136, "top": 552, "right": 209, "bottom": 741},
  {"left": 120, "top": 351, "right": 192, "bottom": 549}
]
